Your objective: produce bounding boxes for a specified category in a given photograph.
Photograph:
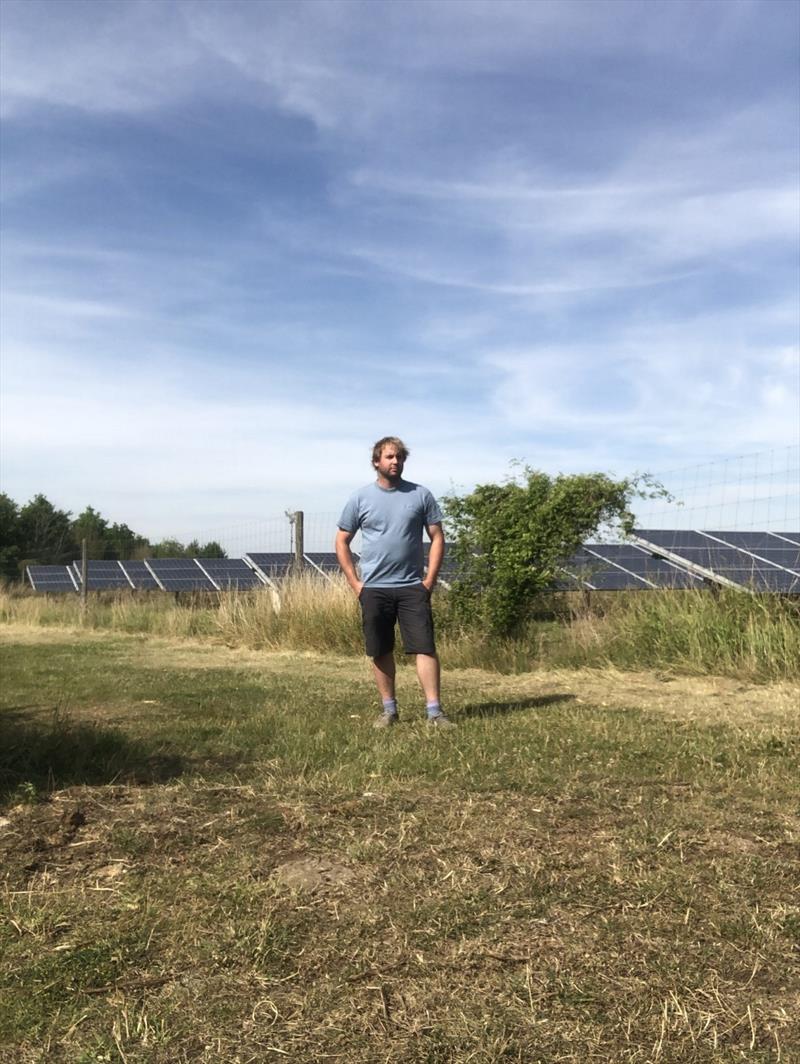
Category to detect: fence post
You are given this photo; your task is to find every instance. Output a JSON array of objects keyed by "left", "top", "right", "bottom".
[
  {"left": 80, "top": 538, "right": 88, "bottom": 617},
  {"left": 294, "top": 511, "right": 304, "bottom": 573}
]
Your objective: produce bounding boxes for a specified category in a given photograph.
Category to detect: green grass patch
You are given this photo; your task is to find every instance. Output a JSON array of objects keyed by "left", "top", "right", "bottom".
[{"left": 1, "top": 629, "right": 798, "bottom": 1062}]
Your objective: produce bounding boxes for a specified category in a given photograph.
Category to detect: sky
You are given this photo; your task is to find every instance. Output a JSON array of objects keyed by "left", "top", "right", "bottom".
[{"left": 1, "top": 0, "right": 798, "bottom": 549}]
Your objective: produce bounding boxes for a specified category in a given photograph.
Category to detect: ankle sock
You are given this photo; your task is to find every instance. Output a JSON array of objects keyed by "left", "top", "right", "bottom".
[
  {"left": 382, "top": 698, "right": 398, "bottom": 717},
  {"left": 426, "top": 700, "right": 442, "bottom": 719}
]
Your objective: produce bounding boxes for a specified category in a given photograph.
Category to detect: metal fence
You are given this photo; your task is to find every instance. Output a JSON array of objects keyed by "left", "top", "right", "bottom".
[{"left": 184, "top": 445, "right": 799, "bottom": 557}]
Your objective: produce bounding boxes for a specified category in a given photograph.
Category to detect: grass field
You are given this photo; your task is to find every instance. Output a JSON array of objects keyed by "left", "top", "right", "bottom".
[
  {"left": 1, "top": 580, "right": 798, "bottom": 682},
  {"left": 1, "top": 621, "right": 798, "bottom": 1063}
]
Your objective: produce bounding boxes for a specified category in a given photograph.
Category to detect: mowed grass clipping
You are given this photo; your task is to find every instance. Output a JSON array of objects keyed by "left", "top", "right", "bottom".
[{"left": 1, "top": 628, "right": 798, "bottom": 1063}]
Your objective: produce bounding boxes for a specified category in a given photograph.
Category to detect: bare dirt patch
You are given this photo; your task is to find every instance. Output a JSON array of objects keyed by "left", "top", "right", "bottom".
[{"left": 273, "top": 855, "right": 356, "bottom": 893}]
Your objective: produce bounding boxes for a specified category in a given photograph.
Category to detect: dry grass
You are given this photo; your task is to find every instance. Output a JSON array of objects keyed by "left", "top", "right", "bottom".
[{"left": 2, "top": 578, "right": 799, "bottom": 682}]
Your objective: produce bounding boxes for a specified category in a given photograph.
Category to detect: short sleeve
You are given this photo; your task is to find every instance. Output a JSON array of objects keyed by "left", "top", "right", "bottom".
[
  {"left": 422, "top": 489, "right": 443, "bottom": 526},
  {"left": 338, "top": 493, "right": 361, "bottom": 532}
]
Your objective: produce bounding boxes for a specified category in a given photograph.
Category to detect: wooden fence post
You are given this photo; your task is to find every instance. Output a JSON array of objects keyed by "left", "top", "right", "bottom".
[
  {"left": 80, "top": 538, "right": 88, "bottom": 617},
  {"left": 294, "top": 511, "right": 304, "bottom": 573}
]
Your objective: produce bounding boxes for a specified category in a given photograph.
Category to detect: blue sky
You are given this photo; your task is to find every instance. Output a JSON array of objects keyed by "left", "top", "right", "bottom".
[{"left": 1, "top": 0, "right": 798, "bottom": 547}]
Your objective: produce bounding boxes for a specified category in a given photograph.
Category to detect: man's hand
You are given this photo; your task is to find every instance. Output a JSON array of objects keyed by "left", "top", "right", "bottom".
[
  {"left": 422, "top": 577, "right": 436, "bottom": 594},
  {"left": 353, "top": 580, "right": 364, "bottom": 598}
]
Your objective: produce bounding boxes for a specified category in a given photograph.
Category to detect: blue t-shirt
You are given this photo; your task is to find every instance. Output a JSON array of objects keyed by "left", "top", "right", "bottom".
[{"left": 338, "top": 480, "right": 443, "bottom": 587}]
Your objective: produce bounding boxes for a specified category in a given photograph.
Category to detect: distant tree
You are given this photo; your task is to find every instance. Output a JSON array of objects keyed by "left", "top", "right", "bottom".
[
  {"left": 187, "top": 539, "right": 226, "bottom": 558},
  {"left": 107, "top": 522, "right": 150, "bottom": 560},
  {"left": 72, "top": 506, "right": 110, "bottom": 559},
  {"left": 18, "top": 494, "right": 77, "bottom": 566},
  {"left": 0, "top": 493, "right": 21, "bottom": 582},
  {"left": 150, "top": 538, "right": 187, "bottom": 559},
  {"left": 442, "top": 466, "right": 668, "bottom": 636}
]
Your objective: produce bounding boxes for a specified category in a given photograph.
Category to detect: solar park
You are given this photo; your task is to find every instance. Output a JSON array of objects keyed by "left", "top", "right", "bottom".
[{"left": 25, "top": 529, "right": 800, "bottom": 595}]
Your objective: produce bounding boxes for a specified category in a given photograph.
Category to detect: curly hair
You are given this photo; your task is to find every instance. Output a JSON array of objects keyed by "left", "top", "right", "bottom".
[{"left": 371, "top": 436, "right": 409, "bottom": 466}]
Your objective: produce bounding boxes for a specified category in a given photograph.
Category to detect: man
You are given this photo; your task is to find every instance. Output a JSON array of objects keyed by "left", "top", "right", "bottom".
[{"left": 335, "top": 436, "right": 455, "bottom": 728}]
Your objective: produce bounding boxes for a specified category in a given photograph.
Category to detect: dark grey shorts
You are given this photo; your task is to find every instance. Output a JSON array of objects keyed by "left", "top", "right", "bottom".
[{"left": 359, "top": 584, "right": 436, "bottom": 658}]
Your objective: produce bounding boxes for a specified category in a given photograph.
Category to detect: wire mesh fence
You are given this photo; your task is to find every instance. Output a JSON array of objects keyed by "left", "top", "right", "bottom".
[
  {"left": 632, "top": 445, "right": 799, "bottom": 532},
  {"left": 192, "top": 445, "right": 799, "bottom": 555}
]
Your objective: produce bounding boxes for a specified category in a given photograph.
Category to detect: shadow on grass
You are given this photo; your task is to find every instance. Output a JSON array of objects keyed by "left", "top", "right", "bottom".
[
  {"left": 459, "top": 693, "right": 575, "bottom": 720},
  {"left": 0, "top": 706, "right": 184, "bottom": 806}
]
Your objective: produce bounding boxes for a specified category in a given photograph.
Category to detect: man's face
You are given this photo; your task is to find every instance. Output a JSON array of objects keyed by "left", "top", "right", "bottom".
[{"left": 374, "top": 446, "right": 404, "bottom": 482}]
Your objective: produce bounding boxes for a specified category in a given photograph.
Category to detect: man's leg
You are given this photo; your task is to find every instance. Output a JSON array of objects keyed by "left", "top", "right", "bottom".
[
  {"left": 361, "top": 588, "right": 400, "bottom": 726},
  {"left": 372, "top": 653, "right": 398, "bottom": 726},
  {"left": 397, "top": 587, "right": 454, "bottom": 726},
  {"left": 372, "top": 653, "right": 396, "bottom": 701},
  {"left": 414, "top": 653, "right": 440, "bottom": 703},
  {"left": 415, "top": 653, "right": 453, "bottom": 725}
]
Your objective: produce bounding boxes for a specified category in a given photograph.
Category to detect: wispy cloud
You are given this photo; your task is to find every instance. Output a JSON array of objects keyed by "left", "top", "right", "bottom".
[
  {"left": 1, "top": 0, "right": 797, "bottom": 539},
  {"left": 486, "top": 306, "right": 800, "bottom": 457}
]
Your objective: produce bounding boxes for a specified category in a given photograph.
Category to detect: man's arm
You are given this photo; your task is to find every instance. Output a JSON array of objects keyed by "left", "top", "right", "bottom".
[
  {"left": 335, "top": 528, "right": 363, "bottom": 597},
  {"left": 423, "top": 522, "right": 445, "bottom": 591}
]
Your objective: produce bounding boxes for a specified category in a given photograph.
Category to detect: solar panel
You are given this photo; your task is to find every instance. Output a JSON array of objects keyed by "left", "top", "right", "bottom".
[
  {"left": 634, "top": 530, "right": 710, "bottom": 550},
  {"left": 146, "top": 558, "right": 217, "bottom": 591},
  {"left": 147, "top": 557, "right": 200, "bottom": 571},
  {"left": 27, "top": 565, "right": 78, "bottom": 592},
  {"left": 709, "top": 531, "right": 789, "bottom": 550},
  {"left": 585, "top": 544, "right": 703, "bottom": 588},
  {"left": 120, "top": 560, "right": 160, "bottom": 589},
  {"left": 71, "top": 560, "right": 133, "bottom": 590},
  {"left": 195, "top": 558, "right": 264, "bottom": 589},
  {"left": 732, "top": 569, "right": 800, "bottom": 593},
  {"left": 560, "top": 548, "right": 652, "bottom": 590},
  {"left": 700, "top": 533, "right": 800, "bottom": 576},
  {"left": 304, "top": 552, "right": 349, "bottom": 575},
  {"left": 244, "top": 553, "right": 296, "bottom": 579},
  {"left": 633, "top": 530, "right": 800, "bottom": 593},
  {"left": 771, "top": 532, "right": 800, "bottom": 546},
  {"left": 551, "top": 571, "right": 583, "bottom": 590}
]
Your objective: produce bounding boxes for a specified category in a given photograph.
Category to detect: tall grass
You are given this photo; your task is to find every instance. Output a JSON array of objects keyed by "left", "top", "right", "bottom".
[
  {"left": 1, "top": 579, "right": 798, "bottom": 680},
  {"left": 215, "top": 574, "right": 363, "bottom": 652},
  {"left": 548, "top": 588, "right": 800, "bottom": 680}
]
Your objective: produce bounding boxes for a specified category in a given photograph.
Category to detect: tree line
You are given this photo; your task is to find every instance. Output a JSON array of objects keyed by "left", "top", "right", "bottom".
[{"left": 0, "top": 493, "right": 225, "bottom": 583}]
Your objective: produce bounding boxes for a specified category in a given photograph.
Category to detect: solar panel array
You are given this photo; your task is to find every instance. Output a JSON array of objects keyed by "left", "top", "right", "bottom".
[
  {"left": 120, "top": 560, "right": 161, "bottom": 590},
  {"left": 27, "top": 565, "right": 79, "bottom": 592},
  {"left": 196, "top": 558, "right": 264, "bottom": 590},
  {"left": 304, "top": 552, "right": 351, "bottom": 576},
  {"left": 23, "top": 533, "right": 800, "bottom": 594},
  {"left": 561, "top": 544, "right": 703, "bottom": 591},
  {"left": 633, "top": 530, "right": 800, "bottom": 594},
  {"left": 244, "top": 553, "right": 297, "bottom": 580},
  {"left": 70, "top": 560, "right": 133, "bottom": 590},
  {"left": 146, "top": 558, "right": 217, "bottom": 592}
]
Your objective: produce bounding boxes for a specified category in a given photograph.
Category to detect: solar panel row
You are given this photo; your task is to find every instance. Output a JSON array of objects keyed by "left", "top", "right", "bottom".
[
  {"left": 633, "top": 530, "right": 800, "bottom": 594},
  {"left": 70, "top": 561, "right": 133, "bottom": 590},
  {"left": 560, "top": 546, "right": 702, "bottom": 591},
  {"left": 24, "top": 535, "right": 800, "bottom": 594},
  {"left": 27, "top": 565, "right": 79, "bottom": 591},
  {"left": 196, "top": 558, "right": 264, "bottom": 589},
  {"left": 244, "top": 553, "right": 299, "bottom": 580}
]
